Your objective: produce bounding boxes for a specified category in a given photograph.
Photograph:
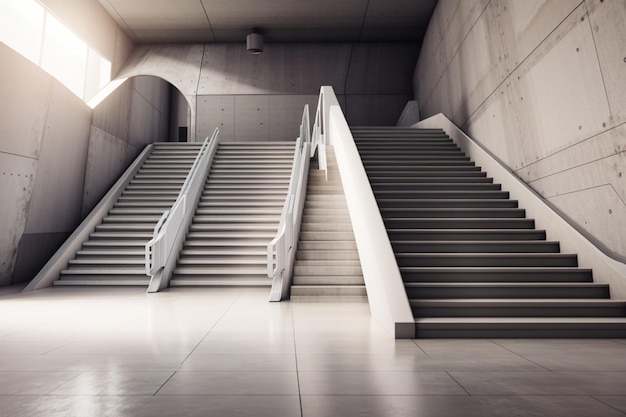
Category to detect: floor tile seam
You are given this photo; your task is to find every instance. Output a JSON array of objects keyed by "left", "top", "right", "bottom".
[
  {"left": 445, "top": 371, "right": 472, "bottom": 396},
  {"left": 151, "top": 393, "right": 301, "bottom": 397},
  {"left": 411, "top": 340, "right": 429, "bottom": 355},
  {"left": 294, "top": 393, "right": 473, "bottom": 397},
  {"left": 154, "top": 370, "right": 299, "bottom": 374},
  {"left": 42, "top": 371, "right": 84, "bottom": 396},
  {"left": 487, "top": 339, "right": 553, "bottom": 371},
  {"left": 590, "top": 396, "right": 626, "bottom": 415},
  {"left": 291, "top": 300, "right": 304, "bottom": 417},
  {"left": 152, "top": 371, "right": 178, "bottom": 396},
  {"left": 179, "top": 292, "right": 244, "bottom": 365}
]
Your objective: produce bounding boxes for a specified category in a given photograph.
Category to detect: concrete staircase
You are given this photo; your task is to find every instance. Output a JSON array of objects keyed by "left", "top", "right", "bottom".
[
  {"left": 171, "top": 142, "right": 295, "bottom": 286},
  {"left": 353, "top": 127, "right": 626, "bottom": 338},
  {"left": 55, "top": 142, "right": 202, "bottom": 286},
  {"left": 291, "top": 146, "right": 367, "bottom": 302}
]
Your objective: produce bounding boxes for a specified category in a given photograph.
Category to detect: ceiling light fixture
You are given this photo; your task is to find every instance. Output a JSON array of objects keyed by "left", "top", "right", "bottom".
[{"left": 246, "top": 30, "right": 263, "bottom": 54}]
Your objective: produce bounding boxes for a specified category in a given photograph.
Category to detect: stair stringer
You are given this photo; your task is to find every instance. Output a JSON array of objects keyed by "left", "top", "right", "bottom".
[{"left": 414, "top": 113, "right": 626, "bottom": 298}]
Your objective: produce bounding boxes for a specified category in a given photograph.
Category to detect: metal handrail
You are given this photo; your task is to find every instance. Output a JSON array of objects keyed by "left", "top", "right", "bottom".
[
  {"left": 145, "top": 128, "right": 221, "bottom": 287},
  {"left": 267, "top": 105, "right": 311, "bottom": 301}
]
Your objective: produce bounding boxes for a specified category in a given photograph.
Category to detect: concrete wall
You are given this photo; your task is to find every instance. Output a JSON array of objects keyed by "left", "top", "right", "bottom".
[
  {"left": 1, "top": 0, "right": 180, "bottom": 286},
  {"left": 84, "top": 76, "right": 173, "bottom": 216},
  {"left": 0, "top": 43, "right": 91, "bottom": 286},
  {"left": 119, "top": 42, "right": 418, "bottom": 142},
  {"left": 414, "top": 0, "right": 626, "bottom": 259}
]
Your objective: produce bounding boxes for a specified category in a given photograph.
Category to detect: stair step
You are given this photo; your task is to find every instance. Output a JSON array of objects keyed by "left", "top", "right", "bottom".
[
  {"left": 102, "top": 215, "right": 161, "bottom": 223},
  {"left": 76, "top": 249, "right": 144, "bottom": 256},
  {"left": 300, "top": 231, "right": 360, "bottom": 241},
  {"left": 377, "top": 198, "right": 519, "bottom": 208},
  {"left": 192, "top": 215, "right": 281, "bottom": 223},
  {"left": 414, "top": 317, "right": 626, "bottom": 338},
  {"left": 369, "top": 176, "right": 491, "bottom": 183},
  {"left": 396, "top": 253, "right": 578, "bottom": 267},
  {"left": 177, "top": 257, "right": 265, "bottom": 265},
  {"left": 61, "top": 268, "right": 146, "bottom": 275},
  {"left": 410, "top": 299, "right": 626, "bottom": 318},
  {"left": 89, "top": 232, "right": 152, "bottom": 239},
  {"left": 399, "top": 267, "right": 593, "bottom": 283},
  {"left": 366, "top": 167, "right": 482, "bottom": 174},
  {"left": 295, "top": 250, "right": 360, "bottom": 260},
  {"left": 300, "top": 222, "right": 355, "bottom": 232},
  {"left": 387, "top": 229, "right": 546, "bottom": 240},
  {"left": 384, "top": 218, "right": 535, "bottom": 229},
  {"left": 372, "top": 183, "right": 501, "bottom": 191},
  {"left": 96, "top": 224, "right": 155, "bottom": 231},
  {"left": 82, "top": 240, "right": 147, "bottom": 248},
  {"left": 54, "top": 278, "right": 149, "bottom": 286},
  {"left": 297, "top": 241, "right": 357, "bottom": 250},
  {"left": 293, "top": 265, "right": 363, "bottom": 276},
  {"left": 180, "top": 249, "right": 266, "bottom": 256},
  {"left": 195, "top": 208, "right": 282, "bottom": 215},
  {"left": 405, "top": 283, "right": 609, "bottom": 299},
  {"left": 189, "top": 224, "right": 278, "bottom": 232},
  {"left": 290, "top": 285, "right": 367, "bottom": 297},
  {"left": 186, "top": 231, "right": 274, "bottom": 239},
  {"left": 170, "top": 277, "right": 270, "bottom": 286},
  {"left": 373, "top": 190, "right": 510, "bottom": 199},
  {"left": 292, "top": 275, "right": 366, "bottom": 285},
  {"left": 68, "top": 259, "right": 144, "bottom": 267},
  {"left": 391, "top": 240, "right": 560, "bottom": 253},
  {"left": 173, "top": 267, "right": 267, "bottom": 275},
  {"left": 381, "top": 208, "right": 525, "bottom": 218}
]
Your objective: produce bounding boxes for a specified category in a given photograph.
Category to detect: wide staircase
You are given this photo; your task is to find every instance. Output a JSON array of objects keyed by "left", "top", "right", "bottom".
[
  {"left": 353, "top": 126, "right": 626, "bottom": 337},
  {"left": 54, "top": 142, "right": 202, "bottom": 286},
  {"left": 291, "top": 146, "right": 366, "bottom": 301},
  {"left": 171, "top": 142, "right": 295, "bottom": 286}
]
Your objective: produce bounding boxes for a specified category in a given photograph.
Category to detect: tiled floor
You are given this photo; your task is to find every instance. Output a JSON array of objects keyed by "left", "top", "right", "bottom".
[{"left": 0, "top": 286, "right": 625, "bottom": 416}]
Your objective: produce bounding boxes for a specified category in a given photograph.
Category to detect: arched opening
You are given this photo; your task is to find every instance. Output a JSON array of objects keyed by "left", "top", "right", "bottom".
[{"left": 90, "top": 74, "right": 192, "bottom": 143}]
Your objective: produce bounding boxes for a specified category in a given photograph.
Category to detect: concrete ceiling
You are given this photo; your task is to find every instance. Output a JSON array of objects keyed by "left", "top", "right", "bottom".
[{"left": 97, "top": 0, "right": 438, "bottom": 44}]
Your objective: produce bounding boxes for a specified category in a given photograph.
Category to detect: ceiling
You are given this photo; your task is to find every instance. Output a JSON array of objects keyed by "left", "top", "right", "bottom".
[{"left": 97, "top": 0, "right": 438, "bottom": 44}]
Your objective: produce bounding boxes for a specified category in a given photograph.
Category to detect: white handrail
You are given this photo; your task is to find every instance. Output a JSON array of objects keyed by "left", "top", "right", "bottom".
[
  {"left": 145, "top": 128, "right": 221, "bottom": 292},
  {"left": 267, "top": 105, "right": 311, "bottom": 301},
  {"left": 311, "top": 92, "right": 327, "bottom": 175},
  {"left": 315, "top": 86, "right": 415, "bottom": 338}
]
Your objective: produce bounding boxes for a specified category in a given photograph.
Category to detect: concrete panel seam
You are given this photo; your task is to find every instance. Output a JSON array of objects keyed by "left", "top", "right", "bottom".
[
  {"left": 516, "top": 121, "right": 625, "bottom": 177},
  {"left": 584, "top": 0, "right": 615, "bottom": 126},
  {"left": 525, "top": 146, "right": 626, "bottom": 184},
  {"left": 420, "top": 0, "right": 491, "bottom": 110},
  {"left": 544, "top": 183, "right": 626, "bottom": 207},
  {"left": 461, "top": 1, "right": 588, "bottom": 127}
]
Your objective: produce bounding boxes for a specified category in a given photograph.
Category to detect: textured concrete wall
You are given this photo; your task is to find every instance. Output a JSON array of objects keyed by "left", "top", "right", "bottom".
[
  {"left": 0, "top": 44, "right": 90, "bottom": 285},
  {"left": 84, "top": 76, "right": 172, "bottom": 217},
  {"left": 0, "top": 0, "right": 135, "bottom": 286},
  {"left": 119, "top": 42, "right": 418, "bottom": 142},
  {"left": 414, "top": 0, "right": 626, "bottom": 259}
]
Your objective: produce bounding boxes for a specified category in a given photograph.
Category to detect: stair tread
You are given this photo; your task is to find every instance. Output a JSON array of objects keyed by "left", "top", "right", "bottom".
[
  {"left": 410, "top": 299, "right": 626, "bottom": 306},
  {"left": 406, "top": 282, "right": 607, "bottom": 288},
  {"left": 415, "top": 317, "right": 626, "bottom": 324}
]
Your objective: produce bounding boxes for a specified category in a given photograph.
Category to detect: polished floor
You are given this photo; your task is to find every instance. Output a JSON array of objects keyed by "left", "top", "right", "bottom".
[{"left": 0, "top": 286, "right": 625, "bottom": 416}]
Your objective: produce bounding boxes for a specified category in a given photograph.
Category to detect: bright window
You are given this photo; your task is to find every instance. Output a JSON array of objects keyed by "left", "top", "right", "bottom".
[{"left": 0, "top": 0, "right": 111, "bottom": 102}]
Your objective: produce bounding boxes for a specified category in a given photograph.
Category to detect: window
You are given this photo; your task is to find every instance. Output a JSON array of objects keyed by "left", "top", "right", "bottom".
[{"left": 0, "top": 0, "right": 112, "bottom": 103}]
